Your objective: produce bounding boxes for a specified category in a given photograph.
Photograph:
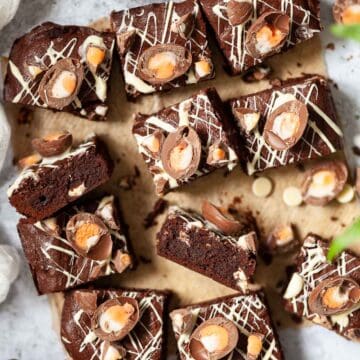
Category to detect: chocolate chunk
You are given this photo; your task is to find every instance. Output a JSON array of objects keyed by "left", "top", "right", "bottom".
[
  {"left": 85, "top": 44, "right": 106, "bottom": 74},
  {"left": 117, "top": 29, "right": 137, "bottom": 55},
  {"left": 308, "top": 276, "right": 360, "bottom": 316},
  {"left": 194, "top": 57, "right": 214, "bottom": 80},
  {"left": 264, "top": 99, "right": 308, "bottom": 151},
  {"left": 171, "top": 12, "right": 195, "bottom": 39},
  {"left": 66, "top": 213, "right": 112, "bottom": 260},
  {"left": 91, "top": 297, "right": 140, "bottom": 341},
  {"left": 206, "top": 141, "right": 229, "bottom": 166},
  {"left": 266, "top": 223, "right": 298, "bottom": 254},
  {"left": 38, "top": 58, "right": 84, "bottom": 110},
  {"left": 18, "top": 153, "right": 42, "bottom": 169},
  {"left": 301, "top": 161, "right": 348, "bottom": 206},
  {"left": 247, "top": 333, "right": 264, "bottom": 360},
  {"left": 32, "top": 131, "right": 73, "bottom": 158},
  {"left": 227, "top": 0, "right": 253, "bottom": 26},
  {"left": 141, "top": 130, "right": 165, "bottom": 159},
  {"left": 138, "top": 44, "right": 192, "bottom": 85},
  {"left": 189, "top": 317, "right": 239, "bottom": 360},
  {"left": 161, "top": 126, "right": 201, "bottom": 180},
  {"left": 74, "top": 291, "right": 98, "bottom": 316},
  {"left": 245, "top": 11, "right": 290, "bottom": 59},
  {"left": 202, "top": 201, "right": 243, "bottom": 235},
  {"left": 333, "top": 0, "right": 360, "bottom": 24}
]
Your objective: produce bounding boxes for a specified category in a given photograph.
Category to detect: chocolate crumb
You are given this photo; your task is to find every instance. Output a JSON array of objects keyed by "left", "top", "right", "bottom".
[
  {"left": 295, "top": 162, "right": 306, "bottom": 172},
  {"left": 139, "top": 255, "right": 152, "bottom": 264},
  {"left": 17, "top": 106, "right": 33, "bottom": 125},
  {"left": 326, "top": 42, "right": 335, "bottom": 50},
  {"left": 242, "top": 64, "right": 272, "bottom": 83},
  {"left": 330, "top": 216, "right": 338, "bottom": 222},
  {"left": 119, "top": 166, "right": 141, "bottom": 190},
  {"left": 352, "top": 146, "right": 360, "bottom": 156},
  {"left": 296, "top": 62, "right": 302, "bottom": 67},
  {"left": 144, "top": 199, "right": 169, "bottom": 229},
  {"left": 270, "top": 78, "right": 282, "bottom": 87}
]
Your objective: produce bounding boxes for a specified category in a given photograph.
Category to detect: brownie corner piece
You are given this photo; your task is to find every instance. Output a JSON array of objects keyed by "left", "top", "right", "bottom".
[
  {"left": 283, "top": 233, "right": 360, "bottom": 342},
  {"left": 229, "top": 75, "right": 343, "bottom": 175},
  {"left": 133, "top": 87, "right": 240, "bottom": 195},
  {"left": 156, "top": 205, "right": 257, "bottom": 293},
  {"left": 170, "top": 292, "right": 283, "bottom": 359},
  {"left": 4, "top": 22, "right": 114, "bottom": 120},
  {"left": 61, "top": 288, "right": 168, "bottom": 360},
  {"left": 110, "top": 0, "right": 214, "bottom": 99},
  {"left": 8, "top": 134, "right": 114, "bottom": 220},
  {"left": 17, "top": 194, "right": 133, "bottom": 295},
  {"left": 199, "top": 0, "right": 321, "bottom": 75}
]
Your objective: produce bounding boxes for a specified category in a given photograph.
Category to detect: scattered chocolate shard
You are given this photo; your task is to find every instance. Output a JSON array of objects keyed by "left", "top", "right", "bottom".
[
  {"left": 245, "top": 11, "right": 290, "bottom": 59},
  {"left": 144, "top": 198, "right": 169, "bottom": 229},
  {"left": 32, "top": 131, "right": 73, "bottom": 158},
  {"left": 138, "top": 44, "right": 192, "bottom": 85}
]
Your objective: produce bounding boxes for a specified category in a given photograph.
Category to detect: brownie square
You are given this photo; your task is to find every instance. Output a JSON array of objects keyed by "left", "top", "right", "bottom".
[
  {"left": 133, "top": 87, "right": 240, "bottom": 195},
  {"left": 110, "top": 0, "right": 214, "bottom": 99},
  {"left": 4, "top": 22, "right": 114, "bottom": 120},
  {"left": 199, "top": 0, "right": 321, "bottom": 75},
  {"left": 283, "top": 234, "right": 360, "bottom": 342},
  {"left": 17, "top": 195, "right": 133, "bottom": 295},
  {"left": 61, "top": 288, "right": 168, "bottom": 360},
  {"left": 229, "top": 75, "right": 343, "bottom": 175},
  {"left": 8, "top": 135, "right": 114, "bottom": 220},
  {"left": 170, "top": 292, "right": 283, "bottom": 359},
  {"left": 157, "top": 206, "right": 257, "bottom": 293}
]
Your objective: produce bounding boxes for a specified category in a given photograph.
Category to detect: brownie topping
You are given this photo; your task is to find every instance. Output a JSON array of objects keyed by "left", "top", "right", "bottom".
[
  {"left": 171, "top": 12, "right": 195, "bottom": 39},
  {"left": 101, "top": 341, "right": 127, "bottom": 360},
  {"left": 141, "top": 130, "right": 165, "bottom": 159},
  {"left": 227, "top": 0, "right": 253, "bottom": 26},
  {"left": 95, "top": 195, "right": 120, "bottom": 231},
  {"left": 301, "top": 161, "right": 348, "bottom": 206},
  {"left": 138, "top": 44, "right": 192, "bottom": 85},
  {"left": 18, "top": 153, "right": 42, "bottom": 169},
  {"left": 206, "top": 141, "right": 229, "bottom": 166},
  {"left": 189, "top": 317, "right": 239, "bottom": 360},
  {"left": 202, "top": 201, "right": 242, "bottom": 235},
  {"left": 266, "top": 223, "right": 296, "bottom": 252},
  {"left": 85, "top": 44, "right": 106, "bottom": 74},
  {"left": 245, "top": 11, "right": 290, "bottom": 58},
  {"left": 333, "top": 0, "right": 360, "bottom": 24},
  {"left": 38, "top": 58, "right": 84, "bottom": 110},
  {"left": 308, "top": 276, "right": 360, "bottom": 316},
  {"left": 233, "top": 107, "right": 260, "bottom": 133},
  {"left": 161, "top": 126, "right": 201, "bottom": 180},
  {"left": 32, "top": 131, "right": 73, "bottom": 158},
  {"left": 117, "top": 29, "right": 137, "bottom": 56},
  {"left": 91, "top": 297, "right": 140, "bottom": 341},
  {"left": 247, "top": 333, "right": 264, "bottom": 360},
  {"left": 112, "top": 251, "right": 131, "bottom": 273},
  {"left": 194, "top": 57, "right": 214, "bottom": 80},
  {"left": 74, "top": 291, "right": 98, "bottom": 316},
  {"left": 264, "top": 99, "right": 308, "bottom": 150},
  {"left": 66, "top": 213, "right": 112, "bottom": 260}
]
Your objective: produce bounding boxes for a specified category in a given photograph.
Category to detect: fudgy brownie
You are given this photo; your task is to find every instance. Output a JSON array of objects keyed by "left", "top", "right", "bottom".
[
  {"left": 18, "top": 195, "right": 132, "bottom": 295},
  {"left": 170, "top": 292, "right": 283, "bottom": 359},
  {"left": 199, "top": 0, "right": 321, "bottom": 75},
  {"left": 110, "top": 0, "right": 214, "bottom": 99},
  {"left": 4, "top": 22, "right": 114, "bottom": 120},
  {"left": 229, "top": 75, "right": 343, "bottom": 175},
  {"left": 8, "top": 133, "right": 113, "bottom": 220},
  {"left": 157, "top": 203, "right": 258, "bottom": 293},
  {"left": 61, "top": 288, "right": 168, "bottom": 360},
  {"left": 283, "top": 234, "right": 360, "bottom": 342},
  {"left": 133, "top": 87, "right": 240, "bottom": 195}
]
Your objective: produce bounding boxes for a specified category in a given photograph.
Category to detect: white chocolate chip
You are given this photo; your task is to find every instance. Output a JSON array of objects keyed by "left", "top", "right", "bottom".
[
  {"left": 0, "top": 245, "right": 20, "bottom": 283},
  {"left": 68, "top": 182, "right": 86, "bottom": 198},
  {"left": 0, "top": 273, "right": 10, "bottom": 303},
  {"left": 252, "top": 176, "right": 273, "bottom": 197},
  {"left": 336, "top": 184, "right": 355, "bottom": 204},
  {"left": 283, "top": 272, "right": 304, "bottom": 299},
  {"left": 283, "top": 186, "right": 303, "bottom": 207}
]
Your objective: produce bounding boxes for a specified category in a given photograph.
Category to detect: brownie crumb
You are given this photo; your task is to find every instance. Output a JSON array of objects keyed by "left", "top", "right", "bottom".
[
  {"left": 119, "top": 166, "right": 141, "bottom": 190},
  {"left": 296, "top": 62, "right": 302, "bottom": 67},
  {"left": 139, "top": 255, "right": 152, "bottom": 264},
  {"left": 242, "top": 64, "right": 272, "bottom": 83},
  {"left": 326, "top": 42, "right": 335, "bottom": 50},
  {"left": 17, "top": 106, "right": 33, "bottom": 125},
  {"left": 330, "top": 216, "right": 338, "bottom": 222},
  {"left": 144, "top": 199, "right": 169, "bottom": 229},
  {"left": 353, "top": 146, "right": 360, "bottom": 156},
  {"left": 269, "top": 78, "right": 282, "bottom": 87}
]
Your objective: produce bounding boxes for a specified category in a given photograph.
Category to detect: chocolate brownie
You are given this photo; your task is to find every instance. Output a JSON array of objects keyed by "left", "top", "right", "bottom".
[
  {"left": 4, "top": 22, "right": 114, "bottom": 120},
  {"left": 283, "top": 234, "right": 360, "bottom": 342},
  {"left": 170, "top": 292, "right": 283, "bottom": 359},
  {"left": 157, "top": 203, "right": 258, "bottom": 293},
  {"left": 17, "top": 195, "right": 132, "bottom": 295},
  {"left": 61, "top": 288, "right": 168, "bottom": 360},
  {"left": 229, "top": 75, "right": 343, "bottom": 175},
  {"left": 110, "top": 0, "right": 214, "bottom": 99},
  {"left": 133, "top": 87, "right": 240, "bottom": 195},
  {"left": 199, "top": 0, "right": 321, "bottom": 75},
  {"left": 8, "top": 133, "right": 113, "bottom": 220}
]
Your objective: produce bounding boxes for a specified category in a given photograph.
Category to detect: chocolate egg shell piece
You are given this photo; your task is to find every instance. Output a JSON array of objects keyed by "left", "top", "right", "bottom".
[
  {"left": 233, "top": 107, "right": 261, "bottom": 133},
  {"left": 308, "top": 276, "right": 360, "bottom": 316},
  {"left": 117, "top": 29, "right": 137, "bottom": 55},
  {"left": 91, "top": 297, "right": 140, "bottom": 342},
  {"left": 38, "top": 58, "right": 84, "bottom": 110},
  {"left": 202, "top": 201, "right": 242, "bottom": 235},
  {"left": 263, "top": 100, "right": 308, "bottom": 151},
  {"left": 66, "top": 213, "right": 113, "bottom": 261},
  {"left": 206, "top": 141, "right": 229, "bottom": 166},
  {"left": 32, "top": 131, "right": 72, "bottom": 157},
  {"left": 227, "top": 0, "right": 253, "bottom": 26},
  {"left": 74, "top": 291, "right": 98, "bottom": 315},
  {"left": 161, "top": 126, "right": 201, "bottom": 180},
  {"left": 138, "top": 44, "right": 192, "bottom": 85},
  {"left": 245, "top": 11, "right": 290, "bottom": 58},
  {"left": 301, "top": 161, "right": 348, "bottom": 206},
  {"left": 189, "top": 317, "right": 239, "bottom": 360},
  {"left": 171, "top": 12, "right": 195, "bottom": 39}
]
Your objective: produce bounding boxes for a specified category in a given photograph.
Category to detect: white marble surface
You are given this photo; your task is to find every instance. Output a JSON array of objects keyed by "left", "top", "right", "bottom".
[{"left": 0, "top": 0, "right": 359, "bottom": 359}]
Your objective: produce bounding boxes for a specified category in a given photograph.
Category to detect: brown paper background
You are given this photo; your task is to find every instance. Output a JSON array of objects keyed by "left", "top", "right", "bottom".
[{"left": 5, "top": 18, "right": 360, "bottom": 357}]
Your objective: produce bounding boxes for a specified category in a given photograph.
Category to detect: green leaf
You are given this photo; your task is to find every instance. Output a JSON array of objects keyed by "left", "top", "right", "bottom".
[
  {"left": 327, "top": 218, "right": 360, "bottom": 261},
  {"left": 331, "top": 24, "right": 360, "bottom": 42}
]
